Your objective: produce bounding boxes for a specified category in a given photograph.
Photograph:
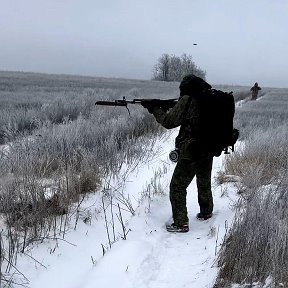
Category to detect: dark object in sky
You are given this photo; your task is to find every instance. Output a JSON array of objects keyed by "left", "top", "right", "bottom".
[{"left": 193, "top": 43, "right": 197, "bottom": 45}]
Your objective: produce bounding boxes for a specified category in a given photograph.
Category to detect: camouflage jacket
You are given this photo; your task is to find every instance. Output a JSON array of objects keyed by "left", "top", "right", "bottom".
[
  {"left": 250, "top": 85, "right": 261, "bottom": 92},
  {"left": 152, "top": 94, "right": 207, "bottom": 160}
]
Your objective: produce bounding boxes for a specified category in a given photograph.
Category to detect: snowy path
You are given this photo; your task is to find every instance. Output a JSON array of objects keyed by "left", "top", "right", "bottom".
[
  {"left": 20, "top": 130, "right": 238, "bottom": 288},
  {"left": 77, "top": 154, "right": 236, "bottom": 288}
]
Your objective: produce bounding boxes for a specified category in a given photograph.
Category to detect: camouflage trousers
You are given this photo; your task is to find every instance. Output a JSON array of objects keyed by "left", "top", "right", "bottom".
[
  {"left": 169, "top": 156, "right": 214, "bottom": 225},
  {"left": 251, "top": 91, "right": 258, "bottom": 100}
]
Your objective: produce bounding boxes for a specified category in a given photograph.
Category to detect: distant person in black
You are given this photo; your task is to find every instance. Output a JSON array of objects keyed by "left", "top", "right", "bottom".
[{"left": 250, "top": 82, "right": 261, "bottom": 100}]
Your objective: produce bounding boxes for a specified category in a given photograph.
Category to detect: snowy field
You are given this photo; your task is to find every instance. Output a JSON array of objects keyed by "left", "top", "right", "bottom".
[
  {"left": 2, "top": 72, "right": 287, "bottom": 287},
  {"left": 15, "top": 129, "right": 238, "bottom": 288}
]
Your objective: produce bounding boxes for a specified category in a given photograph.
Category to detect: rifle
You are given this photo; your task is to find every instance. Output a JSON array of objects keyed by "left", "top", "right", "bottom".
[{"left": 95, "top": 97, "right": 178, "bottom": 115}]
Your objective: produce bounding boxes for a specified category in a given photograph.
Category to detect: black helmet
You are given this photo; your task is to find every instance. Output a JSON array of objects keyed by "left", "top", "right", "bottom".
[{"left": 179, "top": 74, "right": 211, "bottom": 96}]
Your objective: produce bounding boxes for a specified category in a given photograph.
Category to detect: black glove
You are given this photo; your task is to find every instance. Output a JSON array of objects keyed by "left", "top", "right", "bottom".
[{"left": 141, "top": 100, "right": 155, "bottom": 114}]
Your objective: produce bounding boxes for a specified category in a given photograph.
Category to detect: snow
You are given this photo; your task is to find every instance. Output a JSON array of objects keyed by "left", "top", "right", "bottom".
[{"left": 14, "top": 129, "right": 239, "bottom": 288}]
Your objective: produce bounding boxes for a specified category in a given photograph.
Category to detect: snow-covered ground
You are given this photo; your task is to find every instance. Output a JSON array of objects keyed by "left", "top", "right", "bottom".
[{"left": 15, "top": 129, "right": 239, "bottom": 288}]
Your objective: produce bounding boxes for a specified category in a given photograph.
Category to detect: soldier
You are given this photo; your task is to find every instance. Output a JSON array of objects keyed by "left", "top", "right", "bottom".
[
  {"left": 141, "top": 74, "right": 214, "bottom": 233},
  {"left": 250, "top": 82, "right": 261, "bottom": 100}
]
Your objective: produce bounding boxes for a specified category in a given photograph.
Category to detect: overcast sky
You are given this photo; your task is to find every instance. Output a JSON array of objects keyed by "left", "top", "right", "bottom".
[{"left": 1, "top": 0, "right": 288, "bottom": 87}]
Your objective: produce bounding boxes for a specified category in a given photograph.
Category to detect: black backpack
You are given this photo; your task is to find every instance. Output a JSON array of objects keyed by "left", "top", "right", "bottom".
[{"left": 198, "top": 89, "right": 239, "bottom": 157}]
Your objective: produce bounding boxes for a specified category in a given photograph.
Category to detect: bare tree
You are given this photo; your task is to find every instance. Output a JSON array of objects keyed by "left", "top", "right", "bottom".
[
  {"left": 169, "top": 55, "right": 182, "bottom": 81},
  {"left": 152, "top": 53, "right": 206, "bottom": 81},
  {"left": 152, "top": 54, "right": 170, "bottom": 81}
]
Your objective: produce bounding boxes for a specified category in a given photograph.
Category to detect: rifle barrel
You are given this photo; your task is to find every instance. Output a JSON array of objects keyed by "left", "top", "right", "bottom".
[
  {"left": 95, "top": 98, "right": 178, "bottom": 108},
  {"left": 95, "top": 101, "right": 127, "bottom": 106}
]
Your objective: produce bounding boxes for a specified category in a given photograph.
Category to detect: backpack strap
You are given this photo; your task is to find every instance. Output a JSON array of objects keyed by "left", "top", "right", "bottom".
[
  {"left": 175, "top": 93, "right": 200, "bottom": 150},
  {"left": 181, "top": 95, "right": 193, "bottom": 124}
]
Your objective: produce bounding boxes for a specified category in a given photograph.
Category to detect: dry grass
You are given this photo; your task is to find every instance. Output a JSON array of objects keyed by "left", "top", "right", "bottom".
[
  {"left": 0, "top": 71, "right": 179, "bottom": 284},
  {"left": 215, "top": 89, "right": 288, "bottom": 287},
  {"left": 1, "top": 71, "right": 281, "bottom": 286}
]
